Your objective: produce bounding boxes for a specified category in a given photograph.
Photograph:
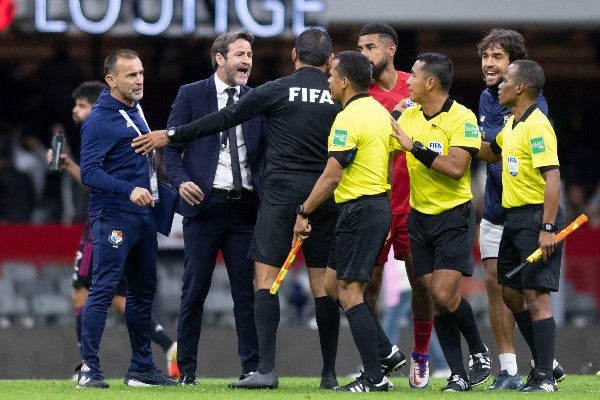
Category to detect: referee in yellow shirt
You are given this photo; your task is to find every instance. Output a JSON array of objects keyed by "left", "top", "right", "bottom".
[
  {"left": 293, "top": 51, "right": 402, "bottom": 392},
  {"left": 477, "top": 59, "right": 562, "bottom": 393},
  {"left": 390, "top": 53, "right": 490, "bottom": 392}
]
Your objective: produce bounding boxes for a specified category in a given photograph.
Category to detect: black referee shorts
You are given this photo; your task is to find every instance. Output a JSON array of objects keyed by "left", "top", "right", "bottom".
[
  {"left": 328, "top": 194, "right": 391, "bottom": 282},
  {"left": 498, "top": 205, "right": 564, "bottom": 291},
  {"left": 248, "top": 196, "right": 337, "bottom": 268},
  {"left": 408, "top": 201, "right": 476, "bottom": 276}
]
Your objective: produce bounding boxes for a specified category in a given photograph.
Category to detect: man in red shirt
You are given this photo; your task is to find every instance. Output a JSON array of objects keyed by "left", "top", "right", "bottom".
[{"left": 357, "top": 22, "right": 434, "bottom": 389}]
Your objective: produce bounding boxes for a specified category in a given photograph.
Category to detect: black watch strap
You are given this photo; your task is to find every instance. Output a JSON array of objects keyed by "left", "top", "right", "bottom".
[
  {"left": 410, "top": 141, "right": 437, "bottom": 169},
  {"left": 296, "top": 204, "right": 310, "bottom": 218},
  {"left": 541, "top": 222, "right": 557, "bottom": 232}
]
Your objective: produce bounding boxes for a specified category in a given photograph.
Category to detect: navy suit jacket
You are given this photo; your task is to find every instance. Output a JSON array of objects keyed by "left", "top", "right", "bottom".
[{"left": 163, "top": 75, "right": 267, "bottom": 218}]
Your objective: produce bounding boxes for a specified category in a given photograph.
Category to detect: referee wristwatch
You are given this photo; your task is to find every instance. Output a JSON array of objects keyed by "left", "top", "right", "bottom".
[
  {"left": 541, "top": 222, "right": 558, "bottom": 232},
  {"left": 167, "top": 127, "right": 176, "bottom": 139},
  {"left": 296, "top": 204, "right": 310, "bottom": 218},
  {"left": 411, "top": 141, "right": 427, "bottom": 153}
]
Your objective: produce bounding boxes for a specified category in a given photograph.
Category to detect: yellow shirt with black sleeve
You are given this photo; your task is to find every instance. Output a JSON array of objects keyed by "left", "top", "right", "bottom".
[
  {"left": 494, "top": 106, "right": 559, "bottom": 209},
  {"left": 399, "top": 98, "right": 481, "bottom": 215},
  {"left": 328, "top": 94, "right": 401, "bottom": 204}
]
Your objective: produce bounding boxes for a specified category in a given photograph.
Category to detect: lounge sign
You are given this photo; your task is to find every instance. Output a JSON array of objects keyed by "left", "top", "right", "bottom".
[{"left": 34, "top": 0, "right": 325, "bottom": 37}]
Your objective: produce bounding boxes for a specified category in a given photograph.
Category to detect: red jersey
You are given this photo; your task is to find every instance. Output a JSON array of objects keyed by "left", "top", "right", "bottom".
[{"left": 368, "top": 70, "right": 411, "bottom": 214}]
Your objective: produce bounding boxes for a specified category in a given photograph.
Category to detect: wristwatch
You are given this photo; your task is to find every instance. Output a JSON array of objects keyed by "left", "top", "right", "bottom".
[
  {"left": 541, "top": 222, "right": 557, "bottom": 232},
  {"left": 296, "top": 204, "right": 310, "bottom": 218},
  {"left": 167, "top": 128, "right": 176, "bottom": 139},
  {"left": 411, "top": 141, "right": 427, "bottom": 153}
]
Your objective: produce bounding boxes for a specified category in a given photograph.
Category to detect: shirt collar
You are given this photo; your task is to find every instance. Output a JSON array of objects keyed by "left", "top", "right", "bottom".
[
  {"left": 214, "top": 74, "right": 239, "bottom": 96},
  {"left": 344, "top": 93, "right": 369, "bottom": 109},
  {"left": 422, "top": 96, "right": 454, "bottom": 120},
  {"left": 512, "top": 103, "right": 539, "bottom": 128}
]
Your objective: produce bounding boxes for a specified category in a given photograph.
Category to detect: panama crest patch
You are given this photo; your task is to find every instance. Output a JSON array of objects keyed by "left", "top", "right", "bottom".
[{"left": 109, "top": 230, "right": 123, "bottom": 247}]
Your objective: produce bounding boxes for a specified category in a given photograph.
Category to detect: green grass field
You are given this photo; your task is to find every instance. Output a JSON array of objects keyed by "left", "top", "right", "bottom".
[{"left": 2, "top": 376, "right": 600, "bottom": 400}]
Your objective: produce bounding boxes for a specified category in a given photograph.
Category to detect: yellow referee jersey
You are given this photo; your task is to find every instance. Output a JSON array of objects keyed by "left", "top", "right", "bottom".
[
  {"left": 328, "top": 95, "right": 400, "bottom": 203},
  {"left": 496, "top": 107, "right": 559, "bottom": 208},
  {"left": 399, "top": 99, "right": 480, "bottom": 214}
]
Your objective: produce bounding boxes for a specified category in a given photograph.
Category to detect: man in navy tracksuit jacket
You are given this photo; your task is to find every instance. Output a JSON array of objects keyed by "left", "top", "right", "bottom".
[{"left": 78, "top": 49, "right": 175, "bottom": 388}]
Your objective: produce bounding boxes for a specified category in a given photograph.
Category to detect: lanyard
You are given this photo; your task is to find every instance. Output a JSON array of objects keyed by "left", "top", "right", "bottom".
[
  {"left": 119, "top": 104, "right": 150, "bottom": 136},
  {"left": 119, "top": 105, "right": 159, "bottom": 202}
]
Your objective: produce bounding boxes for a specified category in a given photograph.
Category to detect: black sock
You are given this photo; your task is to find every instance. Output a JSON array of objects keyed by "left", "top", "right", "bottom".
[
  {"left": 451, "top": 297, "right": 486, "bottom": 354},
  {"left": 514, "top": 310, "right": 536, "bottom": 362},
  {"left": 314, "top": 296, "right": 339, "bottom": 376},
  {"left": 365, "top": 301, "right": 393, "bottom": 359},
  {"left": 434, "top": 313, "right": 466, "bottom": 379},
  {"left": 150, "top": 316, "right": 174, "bottom": 353},
  {"left": 532, "top": 317, "right": 556, "bottom": 373},
  {"left": 254, "top": 289, "right": 279, "bottom": 374},
  {"left": 346, "top": 303, "right": 383, "bottom": 383}
]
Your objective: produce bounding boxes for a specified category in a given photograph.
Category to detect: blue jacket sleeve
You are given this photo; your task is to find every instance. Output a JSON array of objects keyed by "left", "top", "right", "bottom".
[{"left": 80, "top": 118, "right": 136, "bottom": 198}]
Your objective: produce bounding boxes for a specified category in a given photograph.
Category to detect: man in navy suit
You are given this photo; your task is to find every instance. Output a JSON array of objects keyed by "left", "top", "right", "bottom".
[{"left": 162, "top": 29, "right": 267, "bottom": 386}]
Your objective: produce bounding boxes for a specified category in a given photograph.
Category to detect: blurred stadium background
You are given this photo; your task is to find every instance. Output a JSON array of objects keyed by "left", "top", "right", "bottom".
[{"left": 1, "top": 0, "right": 599, "bottom": 379}]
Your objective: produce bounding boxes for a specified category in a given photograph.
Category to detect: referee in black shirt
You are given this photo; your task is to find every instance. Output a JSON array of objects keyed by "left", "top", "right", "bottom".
[{"left": 133, "top": 28, "right": 342, "bottom": 390}]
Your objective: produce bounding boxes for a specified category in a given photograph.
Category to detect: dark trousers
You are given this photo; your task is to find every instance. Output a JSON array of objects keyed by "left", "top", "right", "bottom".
[
  {"left": 82, "top": 210, "right": 158, "bottom": 374},
  {"left": 177, "top": 191, "right": 259, "bottom": 374}
]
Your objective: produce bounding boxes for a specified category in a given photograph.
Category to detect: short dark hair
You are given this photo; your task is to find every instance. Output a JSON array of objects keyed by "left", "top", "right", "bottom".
[
  {"left": 295, "top": 28, "right": 332, "bottom": 67},
  {"left": 333, "top": 51, "right": 372, "bottom": 92},
  {"left": 359, "top": 22, "right": 398, "bottom": 46},
  {"left": 416, "top": 53, "right": 453, "bottom": 92},
  {"left": 477, "top": 29, "right": 527, "bottom": 62},
  {"left": 104, "top": 49, "right": 140, "bottom": 76},
  {"left": 72, "top": 81, "right": 106, "bottom": 105},
  {"left": 210, "top": 29, "right": 255, "bottom": 70},
  {"left": 511, "top": 59, "right": 545, "bottom": 98}
]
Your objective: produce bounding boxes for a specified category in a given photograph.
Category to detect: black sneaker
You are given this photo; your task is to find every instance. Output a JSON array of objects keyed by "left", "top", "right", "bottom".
[
  {"left": 380, "top": 345, "right": 407, "bottom": 376},
  {"left": 124, "top": 367, "right": 178, "bottom": 387},
  {"left": 320, "top": 372, "right": 340, "bottom": 390},
  {"left": 485, "top": 370, "right": 524, "bottom": 390},
  {"left": 334, "top": 376, "right": 388, "bottom": 392},
  {"left": 553, "top": 362, "right": 567, "bottom": 382},
  {"left": 530, "top": 359, "right": 566, "bottom": 383},
  {"left": 442, "top": 374, "right": 470, "bottom": 392},
  {"left": 520, "top": 370, "right": 557, "bottom": 392},
  {"left": 468, "top": 344, "right": 491, "bottom": 386},
  {"left": 179, "top": 370, "right": 199, "bottom": 385},
  {"left": 228, "top": 370, "right": 278, "bottom": 389},
  {"left": 239, "top": 371, "right": 255, "bottom": 380},
  {"left": 75, "top": 363, "right": 109, "bottom": 389}
]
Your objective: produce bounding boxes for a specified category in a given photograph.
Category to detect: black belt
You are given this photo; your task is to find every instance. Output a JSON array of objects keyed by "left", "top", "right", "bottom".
[
  {"left": 505, "top": 203, "right": 543, "bottom": 213},
  {"left": 340, "top": 192, "right": 387, "bottom": 205},
  {"left": 211, "top": 188, "right": 253, "bottom": 200}
]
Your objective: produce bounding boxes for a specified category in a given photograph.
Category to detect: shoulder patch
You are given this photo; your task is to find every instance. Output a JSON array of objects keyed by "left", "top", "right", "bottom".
[
  {"left": 332, "top": 129, "right": 348, "bottom": 146},
  {"left": 464, "top": 122, "right": 479, "bottom": 138},
  {"left": 530, "top": 136, "right": 546, "bottom": 154}
]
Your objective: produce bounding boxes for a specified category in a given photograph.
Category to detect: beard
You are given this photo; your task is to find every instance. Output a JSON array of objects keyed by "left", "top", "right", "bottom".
[{"left": 371, "top": 59, "right": 388, "bottom": 78}]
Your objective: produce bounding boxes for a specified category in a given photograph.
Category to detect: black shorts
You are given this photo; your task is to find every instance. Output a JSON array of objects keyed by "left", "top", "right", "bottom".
[
  {"left": 248, "top": 196, "right": 337, "bottom": 268},
  {"left": 329, "top": 194, "right": 391, "bottom": 282},
  {"left": 408, "top": 201, "right": 475, "bottom": 276},
  {"left": 72, "top": 221, "right": 127, "bottom": 296},
  {"left": 498, "top": 205, "right": 564, "bottom": 291}
]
